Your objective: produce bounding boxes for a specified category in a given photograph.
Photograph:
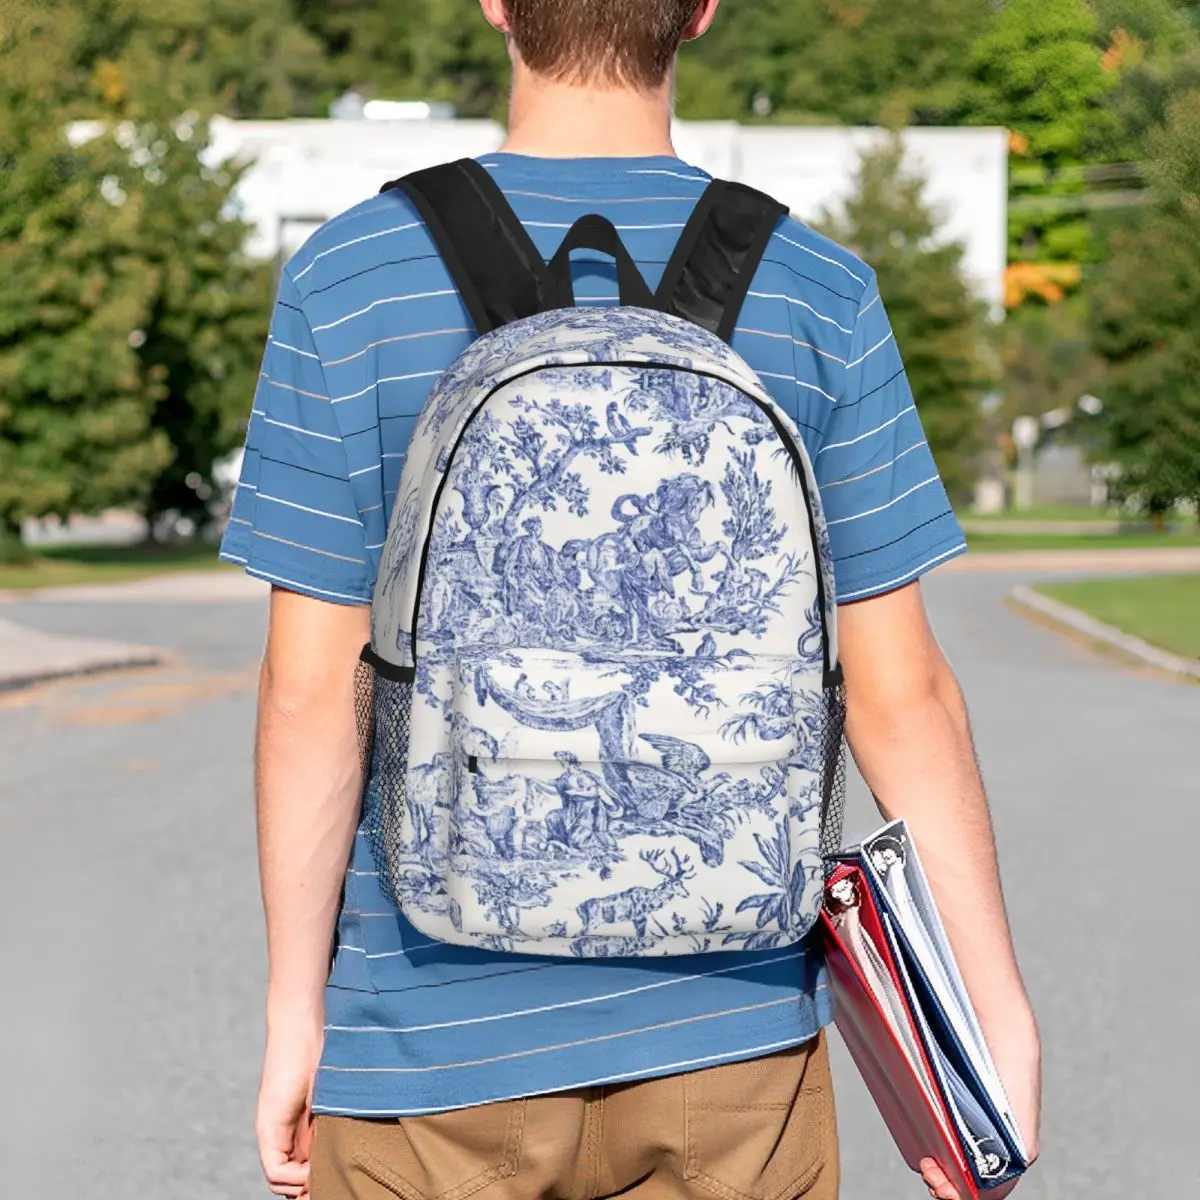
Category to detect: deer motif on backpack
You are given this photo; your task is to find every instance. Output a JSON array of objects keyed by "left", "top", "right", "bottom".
[{"left": 577, "top": 849, "right": 698, "bottom": 938}]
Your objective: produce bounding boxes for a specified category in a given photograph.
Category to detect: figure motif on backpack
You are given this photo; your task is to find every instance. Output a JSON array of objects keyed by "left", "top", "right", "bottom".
[{"left": 359, "top": 161, "right": 847, "bottom": 957}]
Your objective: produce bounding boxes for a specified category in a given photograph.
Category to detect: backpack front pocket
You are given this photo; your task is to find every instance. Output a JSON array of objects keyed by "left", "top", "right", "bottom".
[{"left": 420, "top": 648, "right": 825, "bottom": 956}]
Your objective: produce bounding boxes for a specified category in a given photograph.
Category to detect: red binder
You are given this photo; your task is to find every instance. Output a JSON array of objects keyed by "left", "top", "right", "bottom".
[{"left": 821, "top": 861, "right": 1008, "bottom": 1200}]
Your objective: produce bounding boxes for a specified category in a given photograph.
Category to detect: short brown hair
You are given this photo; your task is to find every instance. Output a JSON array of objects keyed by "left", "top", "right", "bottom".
[{"left": 507, "top": 0, "right": 702, "bottom": 90}]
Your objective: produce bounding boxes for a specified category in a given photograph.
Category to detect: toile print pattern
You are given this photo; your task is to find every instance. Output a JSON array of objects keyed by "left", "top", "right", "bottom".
[{"left": 366, "top": 308, "right": 842, "bottom": 957}]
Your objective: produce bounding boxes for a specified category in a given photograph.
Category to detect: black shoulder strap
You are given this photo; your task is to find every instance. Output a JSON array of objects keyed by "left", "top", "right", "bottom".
[
  {"left": 656, "top": 180, "right": 789, "bottom": 343},
  {"left": 381, "top": 159, "right": 555, "bottom": 336}
]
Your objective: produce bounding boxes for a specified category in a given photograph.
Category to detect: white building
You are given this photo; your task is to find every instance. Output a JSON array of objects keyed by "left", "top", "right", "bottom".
[{"left": 207, "top": 117, "right": 1009, "bottom": 308}]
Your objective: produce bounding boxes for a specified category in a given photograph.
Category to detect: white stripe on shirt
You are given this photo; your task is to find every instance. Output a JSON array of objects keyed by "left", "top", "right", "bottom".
[
  {"left": 321, "top": 996, "right": 799, "bottom": 1073},
  {"left": 312, "top": 290, "right": 458, "bottom": 333},
  {"left": 269, "top": 339, "right": 320, "bottom": 361},
  {"left": 775, "top": 233, "right": 867, "bottom": 285},
  {"left": 818, "top": 404, "right": 916, "bottom": 455},
  {"left": 826, "top": 475, "right": 941, "bottom": 526},
  {"left": 261, "top": 375, "right": 328, "bottom": 402},
  {"left": 312, "top": 1036, "right": 812, "bottom": 1116},
  {"left": 326, "top": 950, "right": 805, "bottom": 1034},
  {"left": 258, "top": 493, "right": 364, "bottom": 526},
  {"left": 846, "top": 331, "right": 896, "bottom": 370},
  {"left": 822, "top": 442, "right": 926, "bottom": 488},
  {"left": 253, "top": 529, "right": 366, "bottom": 565},
  {"left": 292, "top": 221, "right": 421, "bottom": 281},
  {"left": 332, "top": 370, "right": 444, "bottom": 404},
  {"left": 262, "top": 417, "right": 341, "bottom": 443},
  {"left": 738, "top": 327, "right": 848, "bottom": 365},
  {"left": 323, "top": 328, "right": 470, "bottom": 368},
  {"left": 747, "top": 291, "right": 854, "bottom": 335},
  {"left": 241, "top": 565, "right": 368, "bottom": 603},
  {"left": 836, "top": 542, "right": 967, "bottom": 602}
]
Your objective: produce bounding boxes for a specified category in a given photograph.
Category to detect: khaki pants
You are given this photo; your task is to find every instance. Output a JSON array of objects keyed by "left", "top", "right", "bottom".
[{"left": 311, "top": 1034, "right": 838, "bottom": 1200}]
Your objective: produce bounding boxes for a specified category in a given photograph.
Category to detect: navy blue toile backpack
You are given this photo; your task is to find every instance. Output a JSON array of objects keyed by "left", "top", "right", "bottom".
[{"left": 355, "top": 160, "right": 847, "bottom": 957}]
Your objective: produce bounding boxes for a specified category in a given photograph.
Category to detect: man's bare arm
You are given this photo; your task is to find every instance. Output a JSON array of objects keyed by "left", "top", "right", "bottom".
[
  {"left": 838, "top": 581, "right": 1041, "bottom": 1178},
  {"left": 254, "top": 587, "right": 370, "bottom": 1196}
]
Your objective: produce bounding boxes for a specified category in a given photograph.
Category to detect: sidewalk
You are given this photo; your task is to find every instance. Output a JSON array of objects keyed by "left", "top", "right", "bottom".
[
  {"left": 942, "top": 546, "right": 1200, "bottom": 575},
  {"left": 0, "top": 616, "right": 163, "bottom": 692},
  {"left": 0, "top": 569, "right": 267, "bottom": 605},
  {"left": 0, "top": 570, "right": 265, "bottom": 690}
]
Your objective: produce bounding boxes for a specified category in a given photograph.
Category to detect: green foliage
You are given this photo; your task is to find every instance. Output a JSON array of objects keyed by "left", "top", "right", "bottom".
[
  {"left": 1001, "top": 299, "right": 1106, "bottom": 433},
  {"left": 411, "top": 0, "right": 513, "bottom": 118},
  {"left": 126, "top": 117, "right": 273, "bottom": 524},
  {"left": 818, "top": 140, "right": 991, "bottom": 502},
  {"left": 76, "top": 0, "right": 328, "bottom": 119},
  {"left": 1096, "top": 2, "right": 1200, "bottom": 157},
  {"left": 293, "top": 0, "right": 417, "bottom": 112},
  {"left": 680, "top": 0, "right": 989, "bottom": 127},
  {"left": 955, "top": 0, "right": 1118, "bottom": 265},
  {"left": 295, "top": 0, "right": 510, "bottom": 118},
  {"left": 961, "top": 0, "right": 1115, "bottom": 164},
  {"left": 0, "top": 4, "right": 270, "bottom": 534},
  {"left": 0, "top": 6, "right": 167, "bottom": 535},
  {"left": 1089, "top": 88, "right": 1200, "bottom": 515}
]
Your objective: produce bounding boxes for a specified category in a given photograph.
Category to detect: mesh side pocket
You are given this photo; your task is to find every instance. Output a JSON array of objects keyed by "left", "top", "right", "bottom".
[
  {"left": 818, "top": 678, "right": 848, "bottom": 867},
  {"left": 354, "top": 652, "right": 376, "bottom": 783},
  {"left": 362, "top": 669, "right": 414, "bottom": 906}
]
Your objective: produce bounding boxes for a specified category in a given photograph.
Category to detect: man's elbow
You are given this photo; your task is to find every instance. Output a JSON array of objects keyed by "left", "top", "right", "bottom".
[
  {"left": 844, "top": 650, "right": 969, "bottom": 743},
  {"left": 258, "top": 654, "right": 330, "bottom": 728}
]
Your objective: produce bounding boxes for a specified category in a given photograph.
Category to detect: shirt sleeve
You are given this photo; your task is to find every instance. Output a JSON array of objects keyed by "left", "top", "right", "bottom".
[
  {"left": 815, "top": 272, "right": 967, "bottom": 603},
  {"left": 219, "top": 269, "right": 372, "bottom": 605}
]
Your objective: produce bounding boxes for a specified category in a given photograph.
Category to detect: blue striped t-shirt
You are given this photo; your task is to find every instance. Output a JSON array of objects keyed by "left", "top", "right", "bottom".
[{"left": 221, "top": 153, "right": 966, "bottom": 1117}]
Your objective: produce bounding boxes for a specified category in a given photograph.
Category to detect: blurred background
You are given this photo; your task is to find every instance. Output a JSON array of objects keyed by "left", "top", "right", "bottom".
[{"left": 1, "top": 2, "right": 1197, "bottom": 1198}]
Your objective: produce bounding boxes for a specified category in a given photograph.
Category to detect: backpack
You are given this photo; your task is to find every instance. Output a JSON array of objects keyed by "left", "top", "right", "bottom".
[{"left": 355, "top": 159, "right": 846, "bottom": 958}]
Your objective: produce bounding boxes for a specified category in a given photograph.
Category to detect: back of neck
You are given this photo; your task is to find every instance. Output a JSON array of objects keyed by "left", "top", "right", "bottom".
[{"left": 499, "top": 65, "right": 677, "bottom": 160}]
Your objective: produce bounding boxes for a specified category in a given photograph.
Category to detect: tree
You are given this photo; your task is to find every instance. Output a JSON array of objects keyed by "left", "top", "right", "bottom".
[
  {"left": 295, "top": 0, "right": 510, "bottom": 119},
  {"left": 956, "top": 0, "right": 1119, "bottom": 266},
  {"left": 0, "top": 3, "right": 270, "bottom": 542},
  {"left": 294, "top": 0, "right": 417, "bottom": 113},
  {"left": 123, "top": 115, "right": 273, "bottom": 527},
  {"left": 0, "top": 5, "right": 168, "bottom": 543},
  {"left": 1089, "top": 88, "right": 1200, "bottom": 516},
  {"left": 677, "top": 0, "right": 989, "bottom": 126},
  {"left": 1001, "top": 299, "right": 1106, "bottom": 430},
  {"left": 76, "top": 0, "right": 328, "bottom": 119},
  {"left": 818, "top": 140, "right": 991, "bottom": 503}
]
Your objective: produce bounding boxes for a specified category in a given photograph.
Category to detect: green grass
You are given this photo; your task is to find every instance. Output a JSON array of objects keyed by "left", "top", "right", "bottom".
[
  {"left": 0, "top": 540, "right": 229, "bottom": 591},
  {"left": 964, "top": 504, "right": 1127, "bottom": 523},
  {"left": 1036, "top": 575, "right": 1200, "bottom": 660},
  {"left": 966, "top": 529, "right": 1200, "bottom": 552}
]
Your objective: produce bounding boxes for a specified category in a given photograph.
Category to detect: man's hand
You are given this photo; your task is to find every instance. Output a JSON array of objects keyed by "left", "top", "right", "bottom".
[
  {"left": 255, "top": 588, "right": 371, "bottom": 1195},
  {"left": 256, "top": 1008, "right": 323, "bottom": 1197},
  {"left": 839, "top": 581, "right": 1041, "bottom": 1198}
]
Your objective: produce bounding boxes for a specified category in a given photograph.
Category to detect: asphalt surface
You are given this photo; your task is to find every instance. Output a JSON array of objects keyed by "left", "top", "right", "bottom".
[{"left": 1, "top": 571, "right": 1197, "bottom": 1199}]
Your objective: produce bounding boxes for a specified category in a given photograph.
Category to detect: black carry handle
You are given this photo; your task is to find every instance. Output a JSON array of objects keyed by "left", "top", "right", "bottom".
[{"left": 547, "top": 215, "right": 657, "bottom": 310}]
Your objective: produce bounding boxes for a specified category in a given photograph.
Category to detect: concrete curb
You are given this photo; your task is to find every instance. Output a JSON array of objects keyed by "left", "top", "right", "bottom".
[
  {"left": 1008, "top": 585, "right": 1200, "bottom": 682},
  {"left": 0, "top": 617, "right": 164, "bottom": 693}
]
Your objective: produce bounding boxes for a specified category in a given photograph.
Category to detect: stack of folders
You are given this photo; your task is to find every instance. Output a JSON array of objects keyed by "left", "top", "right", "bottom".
[{"left": 821, "top": 821, "right": 1030, "bottom": 1199}]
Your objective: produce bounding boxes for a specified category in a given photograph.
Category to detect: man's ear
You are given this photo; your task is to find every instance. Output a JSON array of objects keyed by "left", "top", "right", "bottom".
[
  {"left": 682, "top": 0, "right": 721, "bottom": 42},
  {"left": 479, "top": 0, "right": 511, "bottom": 34}
]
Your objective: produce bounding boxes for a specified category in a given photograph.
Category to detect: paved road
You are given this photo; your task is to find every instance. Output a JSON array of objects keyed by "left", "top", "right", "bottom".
[{"left": 1, "top": 571, "right": 1197, "bottom": 1199}]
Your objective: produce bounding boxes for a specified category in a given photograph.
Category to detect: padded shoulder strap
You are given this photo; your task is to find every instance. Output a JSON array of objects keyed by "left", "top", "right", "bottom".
[
  {"left": 381, "top": 159, "right": 554, "bottom": 335},
  {"left": 655, "top": 181, "right": 789, "bottom": 343}
]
